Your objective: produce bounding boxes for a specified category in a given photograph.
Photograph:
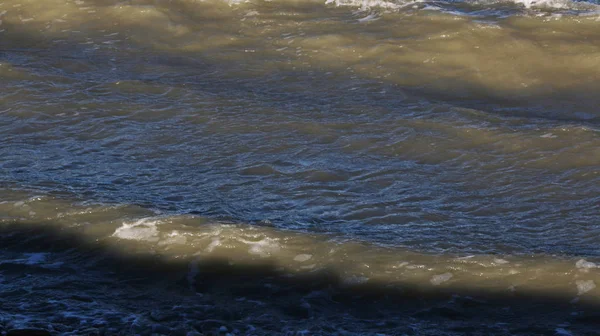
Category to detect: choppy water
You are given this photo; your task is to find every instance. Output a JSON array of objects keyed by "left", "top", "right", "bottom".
[{"left": 1, "top": 0, "right": 599, "bottom": 334}]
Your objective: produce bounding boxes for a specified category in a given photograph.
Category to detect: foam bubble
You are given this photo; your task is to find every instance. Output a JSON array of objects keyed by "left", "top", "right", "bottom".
[
  {"left": 158, "top": 232, "right": 187, "bottom": 246},
  {"left": 430, "top": 272, "right": 453, "bottom": 285},
  {"left": 455, "top": 255, "right": 475, "bottom": 261},
  {"left": 510, "top": 0, "right": 571, "bottom": 9},
  {"left": 326, "top": 0, "right": 412, "bottom": 10},
  {"left": 325, "top": 0, "right": 600, "bottom": 13},
  {"left": 575, "top": 280, "right": 596, "bottom": 295},
  {"left": 239, "top": 238, "right": 281, "bottom": 257},
  {"left": 406, "top": 264, "right": 426, "bottom": 269},
  {"left": 493, "top": 258, "right": 509, "bottom": 265},
  {"left": 357, "top": 13, "right": 380, "bottom": 22},
  {"left": 575, "top": 259, "right": 597, "bottom": 269},
  {"left": 294, "top": 254, "right": 313, "bottom": 262},
  {"left": 205, "top": 237, "right": 221, "bottom": 253},
  {"left": 112, "top": 218, "right": 160, "bottom": 242}
]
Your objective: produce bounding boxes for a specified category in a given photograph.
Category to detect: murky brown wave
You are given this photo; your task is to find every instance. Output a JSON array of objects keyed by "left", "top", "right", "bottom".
[
  {"left": 1, "top": 192, "right": 599, "bottom": 334},
  {"left": 1, "top": 0, "right": 599, "bottom": 334}
]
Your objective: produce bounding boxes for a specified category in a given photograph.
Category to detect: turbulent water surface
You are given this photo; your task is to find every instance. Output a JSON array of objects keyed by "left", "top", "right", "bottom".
[{"left": 1, "top": 0, "right": 599, "bottom": 334}]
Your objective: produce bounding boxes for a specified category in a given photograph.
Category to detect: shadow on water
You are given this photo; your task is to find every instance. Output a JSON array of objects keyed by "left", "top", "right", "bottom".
[{"left": 1, "top": 221, "right": 599, "bottom": 335}]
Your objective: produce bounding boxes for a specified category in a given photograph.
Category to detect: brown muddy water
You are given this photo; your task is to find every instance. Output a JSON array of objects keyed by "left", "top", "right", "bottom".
[{"left": 1, "top": 0, "right": 599, "bottom": 334}]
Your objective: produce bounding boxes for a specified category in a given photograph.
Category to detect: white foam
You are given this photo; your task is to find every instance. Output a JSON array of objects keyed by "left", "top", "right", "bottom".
[
  {"left": 406, "top": 264, "right": 426, "bottom": 269},
  {"left": 430, "top": 272, "right": 453, "bottom": 285},
  {"left": 575, "top": 280, "right": 596, "bottom": 295},
  {"left": 112, "top": 218, "right": 161, "bottom": 242},
  {"left": 357, "top": 13, "right": 380, "bottom": 22},
  {"left": 158, "top": 232, "right": 187, "bottom": 246},
  {"left": 493, "top": 258, "right": 509, "bottom": 265},
  {"left": 575, "top": 259, "right": 597, "bottom": 269},
  {"left": 326, "top": 0, "right": 414, "bottom": 10},
  {"left": 239, "top": 237, "right": 281, "bottom": 257},
  {"left": 205, "top": 237, "right": 221, "bottom": 252},
  {"left": 455, "top": 255, "right": 475, "bottom": 261},
  {"left": 325, "top": 0, "right": 600, "bottom": 13},
  {"left": 509, "top": 0, "right": 570, "bottom": 9},
  {"left": 294, "top": 254, "right": 313, "bottom": 262}
]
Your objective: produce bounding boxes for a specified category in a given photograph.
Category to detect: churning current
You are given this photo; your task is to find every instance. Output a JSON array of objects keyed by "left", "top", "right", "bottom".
[{"left": 0, "top": 0, "right": 599, "bottom": 334}]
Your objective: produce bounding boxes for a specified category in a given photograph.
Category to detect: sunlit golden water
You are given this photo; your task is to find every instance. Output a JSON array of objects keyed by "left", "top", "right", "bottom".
[{"left": 1, "top": 0, "right": 599, "bottom": 334}]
